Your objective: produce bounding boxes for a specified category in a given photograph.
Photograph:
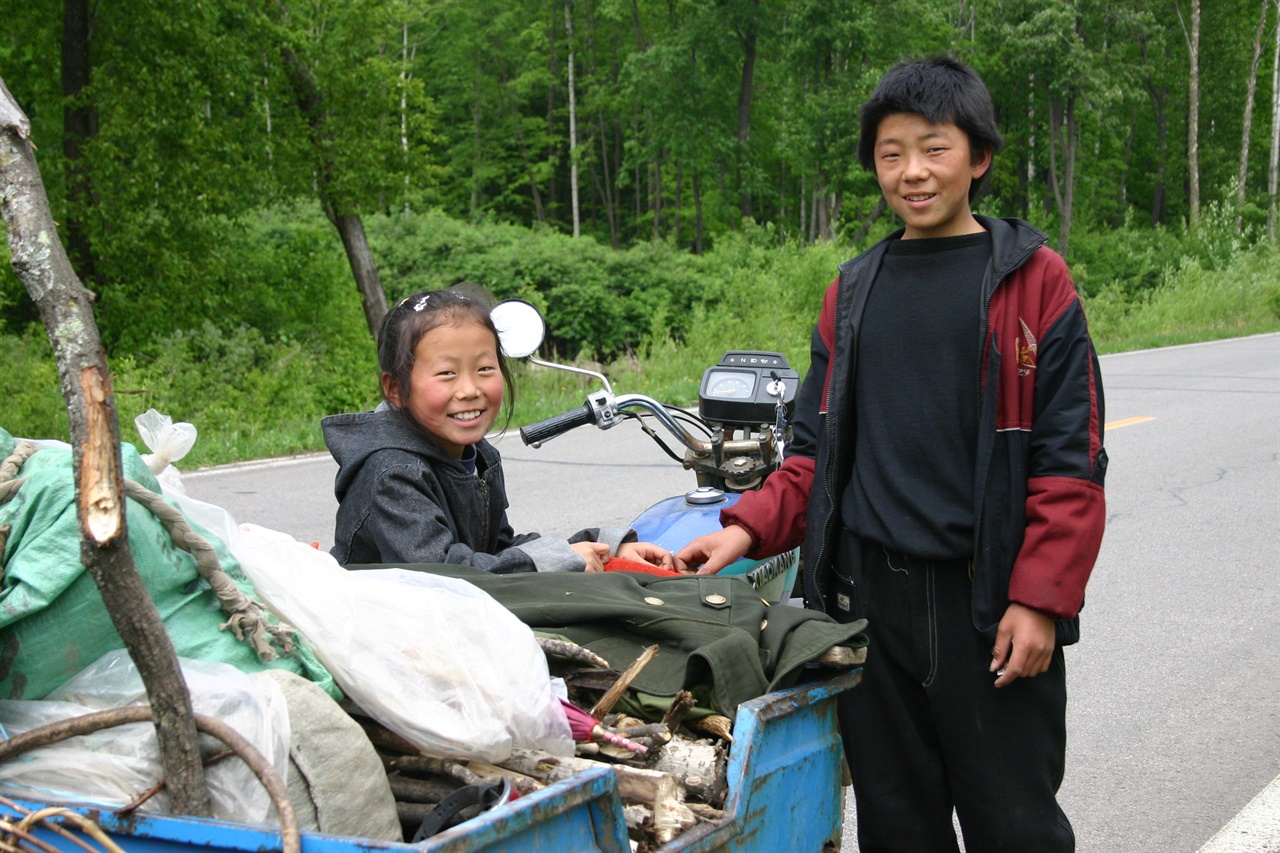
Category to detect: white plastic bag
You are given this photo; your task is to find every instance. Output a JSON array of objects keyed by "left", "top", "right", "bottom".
[
  {"left": 0, "top": 649, "right": 290, "bottom": 824},
  {"left": 232, "top": 524, "right": 572, "bottom": 763},
  {"left": 134, "top": 408, "right": 198, "bottom": 494}
]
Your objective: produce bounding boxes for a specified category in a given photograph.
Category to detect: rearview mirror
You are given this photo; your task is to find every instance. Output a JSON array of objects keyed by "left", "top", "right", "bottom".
[{"left": 491, "top": 299, "right": 545, "bottom": 358}]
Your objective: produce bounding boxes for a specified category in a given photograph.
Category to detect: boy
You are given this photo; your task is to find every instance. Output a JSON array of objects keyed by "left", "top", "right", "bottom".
[{"left": 676, "top": 56, "right": 1106, "bottom": 851}]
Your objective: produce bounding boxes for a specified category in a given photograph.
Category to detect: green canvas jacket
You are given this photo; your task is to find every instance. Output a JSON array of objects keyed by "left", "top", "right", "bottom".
[{"left": 351, "top": 563, "right": 867, "bottom": 716}]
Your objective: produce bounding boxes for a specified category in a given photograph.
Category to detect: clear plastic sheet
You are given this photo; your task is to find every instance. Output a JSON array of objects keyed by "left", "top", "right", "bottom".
[
  {"left": 233, "top": 524, "right": 573, "bottom": 763},
  {"left": 0, "top": 649, "right": 290, "bottom": 824}
]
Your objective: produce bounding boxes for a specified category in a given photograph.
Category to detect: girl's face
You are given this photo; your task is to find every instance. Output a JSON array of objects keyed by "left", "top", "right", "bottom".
[{"left": 384, "top": 320, "right": 504, "bottom": 458}]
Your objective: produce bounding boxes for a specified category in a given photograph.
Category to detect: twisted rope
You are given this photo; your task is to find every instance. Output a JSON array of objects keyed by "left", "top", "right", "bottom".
[{"left": 0, "top": 442, "right": 291, "bottom": 661}]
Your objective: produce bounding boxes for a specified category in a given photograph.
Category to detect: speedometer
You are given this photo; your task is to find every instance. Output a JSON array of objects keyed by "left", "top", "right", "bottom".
[{"left": 705, "top": 370, "right": 756, "bottom": 399}]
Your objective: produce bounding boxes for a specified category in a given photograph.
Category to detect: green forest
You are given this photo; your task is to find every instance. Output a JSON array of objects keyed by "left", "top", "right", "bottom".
[{"left": 3, "top": 0, "right": 1279, "bottom": 466}]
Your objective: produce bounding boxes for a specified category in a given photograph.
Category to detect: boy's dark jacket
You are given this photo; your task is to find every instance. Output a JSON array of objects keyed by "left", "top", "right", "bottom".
[
  {"left": 724, "top": 216, "right": 1107, "bottom": 643},
  {"left": 323, "top": 408, "right": 631, "bottom": 572}
]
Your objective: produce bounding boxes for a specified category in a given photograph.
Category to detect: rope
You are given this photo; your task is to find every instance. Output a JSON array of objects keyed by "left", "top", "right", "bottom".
[
  {"left": 0, "top": 441, "right": 291, "bottom": 662},
  {"left": 121, "top": 480, "right": 293, "bottom": 662}
]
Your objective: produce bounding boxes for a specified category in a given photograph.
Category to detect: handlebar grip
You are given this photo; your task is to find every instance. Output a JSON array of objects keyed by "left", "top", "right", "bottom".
[{"left": 520, "top": 402, "right": 596, "bottom": 445}]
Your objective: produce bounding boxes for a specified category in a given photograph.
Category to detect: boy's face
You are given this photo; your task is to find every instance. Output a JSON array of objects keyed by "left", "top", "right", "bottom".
[{"left": 873, "top": 112, "right": 991, "bottom": 240}]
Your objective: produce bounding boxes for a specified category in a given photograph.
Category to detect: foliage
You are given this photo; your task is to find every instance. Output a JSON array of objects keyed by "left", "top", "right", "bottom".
[{"left": 3, "top": 0, "right": 1280, "bottom": 465}]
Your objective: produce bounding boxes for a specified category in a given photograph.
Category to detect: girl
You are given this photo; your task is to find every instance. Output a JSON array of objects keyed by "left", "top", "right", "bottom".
[{"left": 323, "top": 288, "right": 673, "bottom": 573}]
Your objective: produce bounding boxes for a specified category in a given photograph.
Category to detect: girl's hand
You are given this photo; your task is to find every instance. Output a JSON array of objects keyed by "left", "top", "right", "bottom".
[
  {"left": 617, "top": 541, "right": 675, "bottom": 569},
  {"left": 571, "top": 541, "right": 611, "bottom": 572}
]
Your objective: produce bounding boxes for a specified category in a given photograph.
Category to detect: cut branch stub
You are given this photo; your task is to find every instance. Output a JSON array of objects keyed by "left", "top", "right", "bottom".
[{"left": 80, "top": 365, "right": 124, "bottom": 544}]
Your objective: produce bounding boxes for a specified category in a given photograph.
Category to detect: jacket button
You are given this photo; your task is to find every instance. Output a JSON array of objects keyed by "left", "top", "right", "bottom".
[
  {"left": 705, "top": 594, "right": 728, "bottom": 605},
  {"left": 644, "top": 596, "right": 665, "bottom": 606}
]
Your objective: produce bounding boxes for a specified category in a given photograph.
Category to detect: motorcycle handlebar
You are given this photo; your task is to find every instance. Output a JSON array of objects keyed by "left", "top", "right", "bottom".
[{"left": 519, "top": 402, "right": 597, "bottom": 446}]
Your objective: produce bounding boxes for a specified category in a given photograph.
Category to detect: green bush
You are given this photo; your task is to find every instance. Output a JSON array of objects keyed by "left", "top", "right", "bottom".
[
  {"left": 0, "top": 328, "right": 67, "bottom": 441},
  {"left": 5, "top": 206, "right": 1278, "bottom": 467}
]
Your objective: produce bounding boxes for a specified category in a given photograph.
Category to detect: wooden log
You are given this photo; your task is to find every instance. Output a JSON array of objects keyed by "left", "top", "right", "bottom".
[
  {"left": 356, "top": 718, "right": 423, "bottom": 755},
  {"left": 650, "top": 737, "right": 728, "bottom": 805},
  {"left": 661, "top": 690, "right": 697, "bottom": 733},
  {"left": 686, "top": 714, "right": 733, "bottom": 742},
  {"left": 499, "top": 747, "right": 685, "bottom": 807},
  {"left": 813, "top": 645, "right": 866, "bottom": 666},
  {"left": 651, "top": 773, "right": 697, "bottom": 846},
  {"left": 388, "top": 754, "right": 483, "bottom": 786},
  {"left": 388, "top": 774, "right": 456, "bottom": 804},
  {"left": 464, "top": 760, "right": 546, "bottom": 796},
  {"left": 590, "top": 644, "right": 658, "bottom": 719},
  {"left": 537, "top": 637, "right": 609, "bottom": 668}
]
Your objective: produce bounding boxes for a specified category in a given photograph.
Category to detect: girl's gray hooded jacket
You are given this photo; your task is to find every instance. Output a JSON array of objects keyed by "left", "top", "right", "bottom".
[{"left": 323, "top": 407, "right": 632, "bottom": 573}]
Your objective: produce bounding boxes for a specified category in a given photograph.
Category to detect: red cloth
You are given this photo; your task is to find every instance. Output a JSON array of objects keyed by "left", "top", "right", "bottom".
[{"left": 603, "top": 558, "right": 685, "bottom": 577}]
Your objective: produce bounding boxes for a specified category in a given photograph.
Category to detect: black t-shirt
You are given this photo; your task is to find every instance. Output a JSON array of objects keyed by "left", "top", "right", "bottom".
[{"left": 841, "top": 231, "right": 992, "bottom": 559}]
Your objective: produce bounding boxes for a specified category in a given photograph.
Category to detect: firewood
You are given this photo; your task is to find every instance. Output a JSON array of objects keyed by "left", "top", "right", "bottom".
[
  {"left": 562, "top": 667, "right": 623, "bottom": 692},
  {"left": 661, "top": 690, "right": 697, "bottom": 732},
  {"left": 590, "top": 644, "right": 659, "bottom": 719},
  {"left": 650, "top": 737, "right": 727, "bottom": 805},
  {"left": 686, "top": 802, "right": 725, "bottom": 821},
  {"left": 464, "top": 760, "right": 546, "bottom": 795},
  {"left": 537, "top": 636, "right": 610, "bottom": 668},
  {"left": 356, "top": 718, "right": 422, "bottom": 755},
  {"left": 499, "top": 747, "right": 685, "bottom": 807},
  {"left": 615, "top": 723, "right": 672, "bottom": 744},
  {"left": 389, "top": 754, "right": 483, "bottom": 786},
  {"left": 396, "top": 801, "right": 433, "bottom": 827},
  {"left": 388, "top": 774, "right": 456, "bottom": 804},
  {"left": 813, "top": 645, "right": 866, "bottom": 666},
  {"left": 686, "top": 714, "right": 733, "bottom": 742},
  {"left": 651, "top": 774, "right": 697, "bottom": 846}
]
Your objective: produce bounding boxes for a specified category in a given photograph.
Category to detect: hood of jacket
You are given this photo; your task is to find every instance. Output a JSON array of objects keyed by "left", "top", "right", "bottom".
[{"left": 324, "top": 407, "right": 479, "bottom": 501}]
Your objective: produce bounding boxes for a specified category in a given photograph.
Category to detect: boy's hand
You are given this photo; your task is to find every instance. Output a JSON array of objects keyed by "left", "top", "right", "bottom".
[
  {"left": 571, "top": 541, "right": 611, "bottom": 573},
  {"left": 990, "top": 603, "right": 1056, "bottom": 688},
  {"left": 674, "top": 525, "right": 753, "bottom": 575},
  {"left": 617, "top": 541, "right": 675, "bottom": 569}
]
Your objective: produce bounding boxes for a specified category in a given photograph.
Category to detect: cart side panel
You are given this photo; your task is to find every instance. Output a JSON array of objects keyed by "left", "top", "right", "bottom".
[{"left": 669, "top": 668, "right": 861, "bottom": 853}]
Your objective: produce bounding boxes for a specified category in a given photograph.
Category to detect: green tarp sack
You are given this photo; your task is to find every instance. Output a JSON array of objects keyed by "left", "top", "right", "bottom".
[{"left": 0, "top": 427, "right": 336, "bottom": 701}]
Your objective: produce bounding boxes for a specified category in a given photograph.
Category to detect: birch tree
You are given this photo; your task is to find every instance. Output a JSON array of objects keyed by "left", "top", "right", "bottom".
[
  {"left": 1236, "top": 0, "right": 1269, "bottom": 230},
  {"left": 1269, "top": 0, "right": 1280, "bottom": 239}
]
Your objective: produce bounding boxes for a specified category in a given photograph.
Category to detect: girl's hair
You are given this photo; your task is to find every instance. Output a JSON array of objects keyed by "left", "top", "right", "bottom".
[
  {"left": 857, "top": 55, "right": 1004, "bottom": 202},
  {"left": 377, "top": 286, "right": 517, "bottom": 428}
]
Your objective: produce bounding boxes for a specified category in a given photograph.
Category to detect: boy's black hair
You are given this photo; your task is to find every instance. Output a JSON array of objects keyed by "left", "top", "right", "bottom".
[
  {"left": 377, "top": 286, "right": 516, "bottom": 430},
  {"left": 857, "top": 56, "right": 1004, "bottom": 202}
]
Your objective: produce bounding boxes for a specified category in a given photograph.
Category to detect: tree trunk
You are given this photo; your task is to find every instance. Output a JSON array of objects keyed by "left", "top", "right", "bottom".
[
  {"left": 734, "top": 1, "right": 758, "bottom": 220},
  {"left": 851, "top": 198, "right": 887, "bottom": 246},
  {"left": 499, "top": 75, "right": 547, "bottom": 224},
  {"left": 332, "top": 214, "right": 388, "bottom": 336},
  {"left": 276, "top": 27, "right": 389, "bottom": 337},
  {"left": 0, "top": 77, "right": 210, "bottom": 818},
  {"left": 61, "top": 0, "right": 97, "bottom": 283},
  {"left": 1047, "top": 96, "right": 1078, "bottom": 256},
  {"left": 1237, "top": 0, "right": 1269, "bottom": 231},
  {"left": 1151, "top": 85, "right": 1170, "bottom": 226},
  {"left": 1270, "top": 0, "right": 1280, "bottom": 240},
  {"left": 692, "top": 167, "right": 704, "bottom": 254},
  {"left": 565, "top": 0, "right": 580, "bottom": 237},
  {"left": 597, "top": 108, "right": 618, "bottom": 247},
  {"left": 1180, "top": 0, "right": 1201, "bottom": 229}
]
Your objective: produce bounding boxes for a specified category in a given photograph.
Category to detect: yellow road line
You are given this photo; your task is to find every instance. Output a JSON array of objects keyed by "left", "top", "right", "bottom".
[{"left": 1106, "top": 416, "right": 1156, "bottom": 429}]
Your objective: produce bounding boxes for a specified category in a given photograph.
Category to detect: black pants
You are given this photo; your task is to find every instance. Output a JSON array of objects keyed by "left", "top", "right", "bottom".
[{"left": 832, "top": 530, "right": 1074, "bottom": 853}]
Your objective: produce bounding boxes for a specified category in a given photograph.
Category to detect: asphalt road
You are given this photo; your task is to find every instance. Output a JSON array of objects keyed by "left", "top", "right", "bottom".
[{"left": 181, "top": 332, "right": 1280, "bottom": 852}]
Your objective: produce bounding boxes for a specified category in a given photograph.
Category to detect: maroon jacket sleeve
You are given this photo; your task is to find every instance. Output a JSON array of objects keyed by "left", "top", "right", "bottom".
[{"left": 1002, "top": 252, "right": 1107, "bottom": 619}]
